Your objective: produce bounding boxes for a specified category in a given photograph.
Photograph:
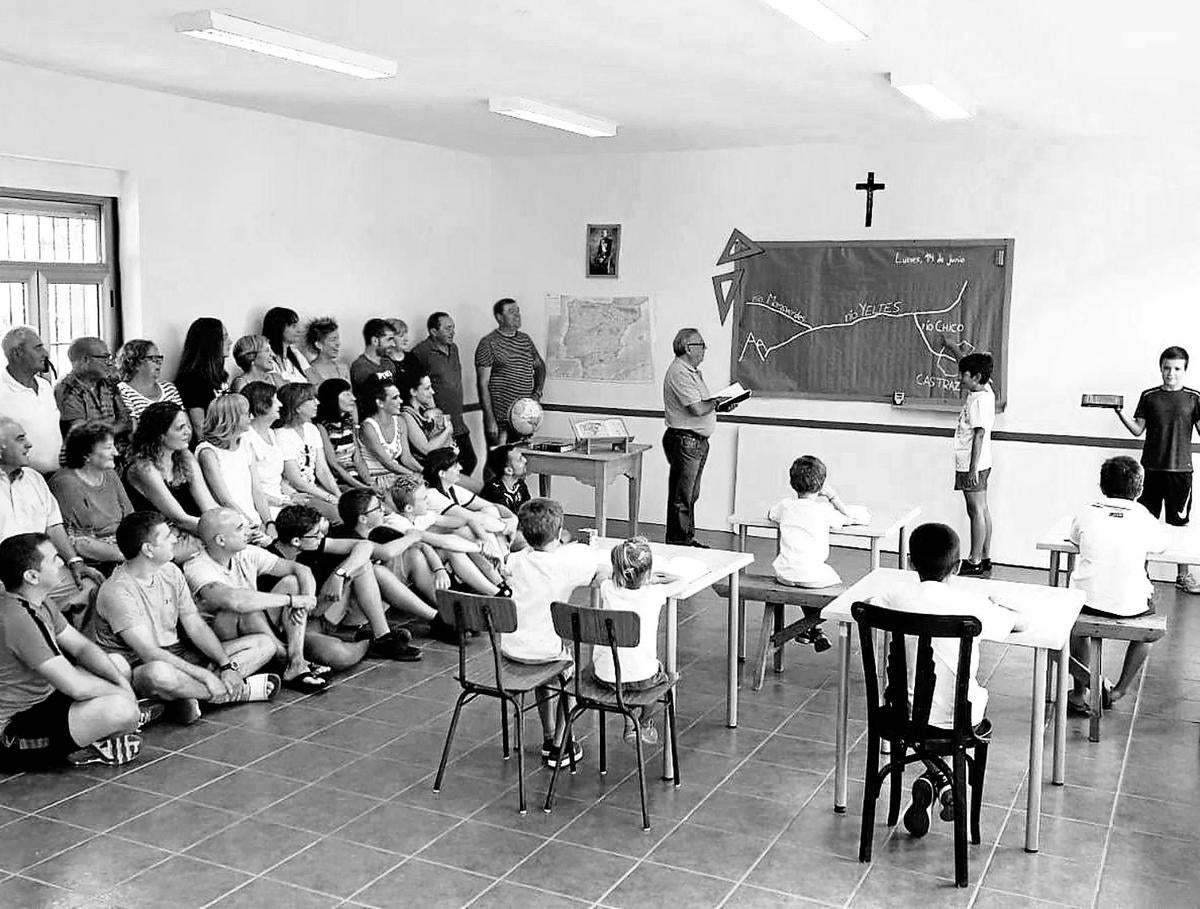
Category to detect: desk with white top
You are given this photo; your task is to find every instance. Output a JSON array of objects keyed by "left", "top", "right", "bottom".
[
  {"left": 1036, "top": 515, "right": 1200, "bottom": 586},
  {"left": 823, "top": 567, "right": 1085, "bottom": 853},
  {"left": 729, "top": 504, "right": 922, "bottom": 572},
  {"left": 592, "top": 536, "right": 754, "bottom": 777}
]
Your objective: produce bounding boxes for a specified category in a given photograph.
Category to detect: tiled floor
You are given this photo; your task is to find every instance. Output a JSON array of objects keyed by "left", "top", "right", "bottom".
[{"left": 2, "top": 525, "right": 1199, "bottom": 908}]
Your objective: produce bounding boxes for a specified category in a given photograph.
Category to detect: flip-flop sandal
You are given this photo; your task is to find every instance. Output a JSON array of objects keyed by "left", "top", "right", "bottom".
[
  {"left": 283, "top": 670, "right": 329, "bottom": 694},
  {"left": 307, "top": 663, "right": 334, "bottom": 678}
]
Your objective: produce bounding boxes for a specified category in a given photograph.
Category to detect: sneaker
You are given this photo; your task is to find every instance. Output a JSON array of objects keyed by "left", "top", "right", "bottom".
[
  {"left": 958, "top": 560, "right": 990, "bottom": 577},
  {"left": 811, "top": 632, "right": 832, "bottom": 653},
  {"left": 903, "top": 774, "right": 936, "bottom": 837},
  {"left": 622, "top": 721, "right": 659, "bottom": 746},
  {"left": 542, "top": 739, "right": 584, "bottom": 768},
  {"left": 429, "top": 614, "right": 465, "bottom": 646},
  {"left": 1176, "top": 574, "right": 1200, "bottom": 594},
  {"left": 369, "top": 631, "right": 423, "bottom": 662},
  {"left": 980, "top": 558, "right": 993, "bottom": 572},
  {"left": 169, "top": 698, "right": 203, "bottom": 725},
  {"left": 68, "top": 733, "right": 143, "bottom": 767},
  {"left": 136, "top": 699, "right": 165, "bottom": 730},
  {"left": 938, "top": 785, "right": 956, "bottom": 822}
]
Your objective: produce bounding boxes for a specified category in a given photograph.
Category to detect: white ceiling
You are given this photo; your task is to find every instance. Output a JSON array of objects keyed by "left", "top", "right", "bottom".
[{"left": 0, "top": 0, "right": 1196, "bottom": 154}]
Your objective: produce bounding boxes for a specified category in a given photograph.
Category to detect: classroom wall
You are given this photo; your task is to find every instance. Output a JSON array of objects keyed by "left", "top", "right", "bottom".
[
  {"left": 0, "top": 61, "right": 494, "bottom": 428},
  {"left": 490, "top": 131, "right": 1200, "bottom": 565}
]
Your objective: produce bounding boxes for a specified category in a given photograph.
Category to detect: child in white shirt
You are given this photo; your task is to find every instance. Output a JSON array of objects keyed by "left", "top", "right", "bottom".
[
  {"left": 504, "top": 497, "right": 607, "bottom": 768},
  {"left": 876, "top": 522, "right": 1025, "bottom": 838},
  {"left": 593, "top": 536, "right": 670, "bottom": 745},
  {"left": 954, "top": 353, "right": 997, "bottom": 576},
  {"left": 768, "top": 455, "right": 865, "bottom": 651},
  {"left": 1067, "top": 456, "right": 1169, "bottom": 712}
]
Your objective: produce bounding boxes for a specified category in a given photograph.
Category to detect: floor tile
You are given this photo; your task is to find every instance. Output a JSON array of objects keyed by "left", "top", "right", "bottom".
[
  {"left": 1096, "top": 868, "right": 1200, "bottom": 909},
  {"left": 335, "top": 801, "right": 459, "bottom": 854},
  {"left": 0, "top": 772, "right": 99, "bottom": 812},
  {"left": 604, "top": 861, "right": 731, "bottom": 908},
  {"left": 24, "top": 834, "right": 167, "bottom": 895},
  {"left": 0, "top": 816, "right": 94, "bottom": 872},
  {"left": 268, "top": 836, "right": 402, "bottom": 897},
  {"left": 848, "top": 864, "right": 973, "bottom": 908},
  {"left": 1113, "top": 792, "right": 1200, "bottom": 841},
  {"left": 185, "top": 817, "right": 319, "bottom": 873},
  {"left": 305, "top": 716, "right": 403, "bottom": 753},
  {"left": 249, "top": 740, "right": 360, "bottom": 783},
  {"left": 246, "top": 704, "right": 342, "bottom": 739},
  {"left": 105, "top": 855, "right": 251, "bottom": 908},
  {"left": 395, "top": 770, "right": 515, "bottom": 817},
  {"left": 417, "top": 819, "right": 544, "bottom": 876},
  {"left": 353, "top": 857, "right": 492, "bottom": 909},
  {"left": 110, "top": 799, "right": 238, "bottom": 851},
  {"left": 116, "top": 754, "right": 232, "bottom": 797},
  {"left": 468, "top": 881, "right": 589, "bottom": 908},
  {"left": 0, "top": 875, "right": 93, "bottom": 908},
  {"left": 256, "top": 784, "right": 379, "bottom": 834},
  {"left": 357, "top": 694, "right": 449, "bottom": 728},
  {"left": 508, "top": 840, "right": 636, "bottom": 902},
  {"left": 183, "top": 727, "right": 292, "bottom": 764},
  {"left": 208, "top": 876, "right": 340, "bottom": 909},
  {"left": 720, "top": 761, "right": 828, "bottom": 806},
  {"left": 38, "top": 783, "right": 166, "bottom": 831},
  {"left": 320, "top": 755, "right": 428, "bottom": 799},
  {"left": 981, "top": 846, "right": 1100, "bottom": 907},
  {"left": 722, "top": 884, "right": 830, "bottom": 907},
  {"left": 972, "top": 889, "right": 1075, "bottom": 908},
  {"left": 998, "top": 811, "right": 1107, "bottom": 862},
  {"left": 688, "top": 789, "right": 801, "bottom": 839},
  {"left": 747, "top": 843, "right": 868, "bottom": 903},
  {"left": 185, "top": 767, "right": 305, "bottom": 814},
  {"left": 648, "top": 822, "right": 771, "bottom": 880},
  {"left": 555, "top": 801, "right": 662, "bottom": 856},
  {"left": 1102, "top": 828, "right": 1200, "bottom": 883}
]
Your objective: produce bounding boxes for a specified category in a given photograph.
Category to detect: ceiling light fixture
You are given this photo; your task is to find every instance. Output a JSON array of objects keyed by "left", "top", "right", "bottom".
[
  {"left": 759, "top": 0, "right": 868, "bottom": 42},
  {"left": 888, "top": 73, "right": 973, "bottom": 119},
  {"left": 488, "top": 97, "right": 617, "bottom": 138},
  {"left": 173, "top": 10, "right": 397, "bottom": 79}
]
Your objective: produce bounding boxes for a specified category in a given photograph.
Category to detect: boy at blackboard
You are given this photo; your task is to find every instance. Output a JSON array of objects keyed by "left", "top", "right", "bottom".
[
  {"left": 1114, "top": 346, "right": 1200, "bottom": 593},
  {"left": 955, "top": 353, "right": 995, "bottom": 576}
]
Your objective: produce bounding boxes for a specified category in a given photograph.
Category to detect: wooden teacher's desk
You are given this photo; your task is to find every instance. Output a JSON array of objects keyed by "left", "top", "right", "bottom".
[
  {"left": 823, "top": 568, "right": 1085, "bottom": 854},
  {"left": 1036, "top": 515, "right": 1200, "bottom": 586},
  {"left": 521, "top": 444, "right": 651, "bottom": 538}
]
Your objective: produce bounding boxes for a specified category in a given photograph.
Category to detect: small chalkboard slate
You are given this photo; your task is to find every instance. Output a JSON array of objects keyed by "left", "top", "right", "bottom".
[{"left": 1081, "top": 394, "right": 1123, "bottom": 409}]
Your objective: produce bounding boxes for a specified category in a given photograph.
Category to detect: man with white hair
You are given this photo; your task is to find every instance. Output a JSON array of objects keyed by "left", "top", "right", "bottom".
[
  {"left": 0, "top": 417, "right": 105, "bottom": 620},
  {"left": 0, "top": 327, "right": 62, "bottom": 473},
  {"left": 55, "top": 336, "right": 129, "bottom": 442}
]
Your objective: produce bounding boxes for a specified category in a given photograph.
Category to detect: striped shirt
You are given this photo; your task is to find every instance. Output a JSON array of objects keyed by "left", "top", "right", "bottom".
[
  {"left": 117, "top": 381, "right": 183, "bottom": 422},
  {"left": 474, "top": 330, "right": 541, "bottom": 427}
]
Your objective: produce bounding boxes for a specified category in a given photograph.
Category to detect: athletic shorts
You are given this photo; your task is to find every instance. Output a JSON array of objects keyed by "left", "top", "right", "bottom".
[
  {"left": 589, "top": 665, "right": 669, "bottom": 693},
  {"left": 1139, "top": 470, "right": 1192, "bottom": 526},
  {"left": 954, "top": 467, "right": 991, "bottom": 491},
  {"left": 0, "top": 691, "right": 77, "bottom": 771}
]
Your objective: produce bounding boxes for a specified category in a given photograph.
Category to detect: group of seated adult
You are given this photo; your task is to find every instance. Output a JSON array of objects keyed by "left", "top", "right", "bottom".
[{"left": 0, "top": 307, "right": 533, "bottom": 771}]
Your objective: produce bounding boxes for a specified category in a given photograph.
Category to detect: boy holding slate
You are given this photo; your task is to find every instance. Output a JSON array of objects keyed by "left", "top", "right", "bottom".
[{"left": 1115, "top": 346, "right": 1200, "bottom": 593}]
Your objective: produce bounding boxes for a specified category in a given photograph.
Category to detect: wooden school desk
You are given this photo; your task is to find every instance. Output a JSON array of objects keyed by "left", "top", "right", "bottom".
[
  {"left": 592, "top": 536, "right": 754, "bottom": 778},
  {"left": 1036, "top": 515, "right": 1200, "bottom": 586},
  {"left": 823, "top": 567, "right": 1085, "bottom": 853},
  {"left": 522, "top": 444, "right": 652, "bottom": 537}
]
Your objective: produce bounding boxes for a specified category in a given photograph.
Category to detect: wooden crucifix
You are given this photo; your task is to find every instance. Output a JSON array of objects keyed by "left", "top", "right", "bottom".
[{"left": 855, "top": 171, "right": 885, "bottom": 227}]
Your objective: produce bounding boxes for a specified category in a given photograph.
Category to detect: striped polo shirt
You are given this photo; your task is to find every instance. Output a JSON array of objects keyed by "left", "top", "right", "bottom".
[{"left": 474, "top": 329, "right": 540, "bottom": 426}]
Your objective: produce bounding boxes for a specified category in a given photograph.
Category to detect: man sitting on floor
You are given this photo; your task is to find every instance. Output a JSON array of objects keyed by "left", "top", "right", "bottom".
[
  {"left": 90, "top": 511, "right": 279, "bottom": 724},
  {"left": 0, "top": 532, "right": 142, "bottom": 770}
]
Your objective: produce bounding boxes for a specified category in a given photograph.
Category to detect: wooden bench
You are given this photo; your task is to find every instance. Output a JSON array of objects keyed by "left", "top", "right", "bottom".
[
  {"left": 1073, "top": 609, "right": 1167, "bottom": 742},
  {"left": 712, "top": 572, "right": 844, "bottom": 691}
]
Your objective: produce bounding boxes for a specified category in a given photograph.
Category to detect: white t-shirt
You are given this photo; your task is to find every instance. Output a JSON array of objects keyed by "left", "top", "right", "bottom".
[
  {"left": 954, "top": 386, "right": 996, "bottom": 472},
  {"left": 768, "top": 496, "right": 847, "bottom": 587},
  {"left": 0, "top": 370, "right": 62, "bottom": 474},
  {"left": 195, "top": 439, "right": 259, "bottom": 527},
  {"left": 0, "top": 467, "right": 63, "bottom": 541},
  {"left": 1069, "top": 497, "right": 1168, "bottom": 616},
  {"left": 876, "top": 579, "right": 1016, "bottom": 728},
  {"left": 593, "top": 580, "right": 666, "bottom": 684},
  {"left": 501, "top": 543, "right": 603, "bottom": 662},
  {"left": 242, "top": 427, "right": 286, "bottom": 507},
  {"left": 277, "top": 423, "right": 323, "bottom": 487},
  {"left": 183, "top": 545, "right": 284, "bottom": 615},
  {"left": 383, "top": 512, "right": 437, "bottom": 533},
  {"left": 425, "top": 483, "right": 478, "bottom": 515}
]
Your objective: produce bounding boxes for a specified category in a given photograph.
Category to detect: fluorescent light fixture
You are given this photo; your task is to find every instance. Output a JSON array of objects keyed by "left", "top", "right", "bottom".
[
  {"left": 173, "top": 10, "right": 396, "bottom": 79},
  {"left": 889, "top": 73, "right": 973, "bottom": 119},
  {"left": 759, "top": 0, "right": 867, "bottom": 42},
  {"left": 488, "top": 97, "right": 617, "bottom": 138}
]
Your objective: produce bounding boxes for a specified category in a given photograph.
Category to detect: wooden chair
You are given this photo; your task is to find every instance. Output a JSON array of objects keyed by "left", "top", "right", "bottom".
[
  {"left": 541, "top": 601, "right": 680, "bottom": 831},
  {"left": 851, "top": 602, "right": 991, "bottom": 889},
  {"left": 431, "top": 590, "right": 571, "bottom": 815}
]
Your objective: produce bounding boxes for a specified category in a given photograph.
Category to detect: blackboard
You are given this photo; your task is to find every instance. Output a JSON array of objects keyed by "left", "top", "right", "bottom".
[{"left": 727, "top": 238, "right": 1013, "bottom": 408}]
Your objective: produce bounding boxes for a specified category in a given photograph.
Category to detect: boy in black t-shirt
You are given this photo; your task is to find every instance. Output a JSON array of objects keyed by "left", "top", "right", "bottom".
[
  {"left": 481, "top": 444, "right": 532, "bottom": 514},
  {"left": 1116, "top": 345, "right": 1200, "bottom": 593}
]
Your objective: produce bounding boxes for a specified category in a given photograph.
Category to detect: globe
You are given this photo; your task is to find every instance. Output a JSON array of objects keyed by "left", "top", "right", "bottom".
[{"left": 508, "top": 397, "right": 544, "bottom": 436}]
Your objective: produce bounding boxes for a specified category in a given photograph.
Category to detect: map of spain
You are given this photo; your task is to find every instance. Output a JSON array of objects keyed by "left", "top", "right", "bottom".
[{"left": 545, "top": 294, "right": 653, "bottom": 383}]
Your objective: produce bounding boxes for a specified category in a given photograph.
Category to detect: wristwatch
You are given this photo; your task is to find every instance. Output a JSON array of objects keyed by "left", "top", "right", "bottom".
[
  {"left": 217, "top": 660, "right": 240, "bottom": 673},
  {"left": 334, "top": 568, "right": 349, "bottom": 580}
]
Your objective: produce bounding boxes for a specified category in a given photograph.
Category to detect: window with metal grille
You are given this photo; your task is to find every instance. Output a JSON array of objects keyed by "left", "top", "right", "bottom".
[{"left": 0, "top": 190, "right": 120, "bottom": 376}]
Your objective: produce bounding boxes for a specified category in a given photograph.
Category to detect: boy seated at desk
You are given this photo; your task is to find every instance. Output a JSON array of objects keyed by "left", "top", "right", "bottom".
[
  {"left": 1066, "top": 456, "right": 1169, "bottom": 713},
  {"left": 876, "top": 522, "right": 1026, "bottom": 837},
  {"left": 768, "top": 455, "right": 868, "bottom": 651}
]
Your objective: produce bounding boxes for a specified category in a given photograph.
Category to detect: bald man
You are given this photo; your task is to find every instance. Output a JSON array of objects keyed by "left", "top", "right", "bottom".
[
  {"left": 54, "top": 336, "right": 129, "bottom": 444},
  {"left": 183, "top": 508, "right": 327, "bottom": 693},
  {"left": 0, "top": 327, "right": 62, "bottom": 473}
]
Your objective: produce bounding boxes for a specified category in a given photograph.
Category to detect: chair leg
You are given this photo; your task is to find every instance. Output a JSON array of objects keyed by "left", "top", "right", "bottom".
[
  {"left": 433, "top": 691, "right": 469, "bottom": 793},
  {"left": 1088, "top": 636, "right": 1103, "bottom": 743},
  {"left": 564, "top": 707, "right": 582, "bottom": 775},
  {"left": 859, "top": 732, "right": 881, "bottom": 862},
  {"left": 752, "top": 603, "right": 774, "bottom": 691},
  {"left": 952, "top": 750, "right": 969, "bottom": 888},
  {"left": 500, "top": 698, "right": 510, "bottom": 759},
  {"left": 630, "top": 709, "right": 651, "bottom": 831},
  {"left": 599, "top": 710, "right": 608, "bottom": 776},
  {"left": 969, "top": 743, "right": 988, "bottom": 845},
  {"left": 886, "top": 745, "right": 905, "bottom": 827},
  {"left": 772, "top": 602, "right": 785, "bottom": 673},
  {"left": 514, "top": 695, "right": 527, "bottom": 815},
  {"left": 667, "top": 692, "right": 681, "bottom": 787}
]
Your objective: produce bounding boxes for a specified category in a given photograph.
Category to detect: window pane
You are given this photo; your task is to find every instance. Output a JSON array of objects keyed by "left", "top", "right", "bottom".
[
  {"left": 0, "top": 209, "right": 101, "bottom": 264},
  {"left": 0, "top": 282, "right": 29, "bottom": 336},
  {"left": 47, "top": 282, "right": 101, "bottom": 376}
]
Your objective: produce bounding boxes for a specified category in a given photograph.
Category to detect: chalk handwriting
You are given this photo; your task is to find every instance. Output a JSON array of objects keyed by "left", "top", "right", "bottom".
[{"left": 894, "top": 251, "right": 967, "bottom": 267}]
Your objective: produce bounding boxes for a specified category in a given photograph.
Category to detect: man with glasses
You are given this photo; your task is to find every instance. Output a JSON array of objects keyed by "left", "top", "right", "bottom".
[
  {"left": 662, "top": 328, "right": 719, "bottom": 547},
  {"left": 54, "top": 337, "right": 130, "bottom": 462}
]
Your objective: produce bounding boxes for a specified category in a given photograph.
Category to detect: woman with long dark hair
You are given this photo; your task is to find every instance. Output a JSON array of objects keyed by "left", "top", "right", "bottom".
[
  {"left": 262, "top": 307, "right": 309, "bottom": 384},
  {"left": 315, "top": 378, "right": 369, "bottom": 490},
  {"left": 175, "top": 317, "right": 231, "bottom": 438},
  {"left": 124, "top": 401, "right": 218, "bottom": 534}
]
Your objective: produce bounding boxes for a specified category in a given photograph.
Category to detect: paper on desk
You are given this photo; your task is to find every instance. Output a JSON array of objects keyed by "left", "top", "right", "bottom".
[
  {"left": 653, "top": 556, "right": 706, "bottom": 585},
  {"left": 841, "top": 504, "right": 871, "bottom": 526}
]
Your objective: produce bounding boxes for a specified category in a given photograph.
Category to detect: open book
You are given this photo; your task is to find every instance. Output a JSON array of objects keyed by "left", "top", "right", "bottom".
[{"left": 712, "top": 381, "right": 752, "bottom": 412}]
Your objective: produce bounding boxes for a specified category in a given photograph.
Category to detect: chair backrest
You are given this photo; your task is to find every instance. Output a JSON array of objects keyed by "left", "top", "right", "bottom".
[
  {"left": 850, "top": 601, "right": 982, "bottom": 741},
  {"left": 435, "top": 589, "right": 517, "bottom": 690},
  {"left": 550, "top": 601, "right": 641, "bottom": 699}
]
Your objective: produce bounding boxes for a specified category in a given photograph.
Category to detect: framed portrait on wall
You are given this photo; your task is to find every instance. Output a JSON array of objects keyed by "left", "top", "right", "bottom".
[{"left": 586, "top": 223, "right": 621, "bottom": 278}]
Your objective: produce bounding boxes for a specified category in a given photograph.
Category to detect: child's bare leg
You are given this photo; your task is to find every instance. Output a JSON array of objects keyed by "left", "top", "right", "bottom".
[
  {"left": 535, "top": 683, "right": 557, "bottom": 742},
  {"left": 269, "top": 577, "right": 311, "bottom": 678},
  {"left": 1111, "top": 642, "right": 1151, "bottom": 701},
  {"left": 962, "top": 490, "right": 989, "bottom": 563},
  {"left": 402, "top": 548, "right": 437, "bottom": 604},
  {"left": 343, "top": 566, "right": 392, "bottom": 638},
  {"left": 373, "top": 564, "right": 437, "bottom": 621},
  {"left": 445, "top": 552, "right": 501, "bottom": 594}
]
